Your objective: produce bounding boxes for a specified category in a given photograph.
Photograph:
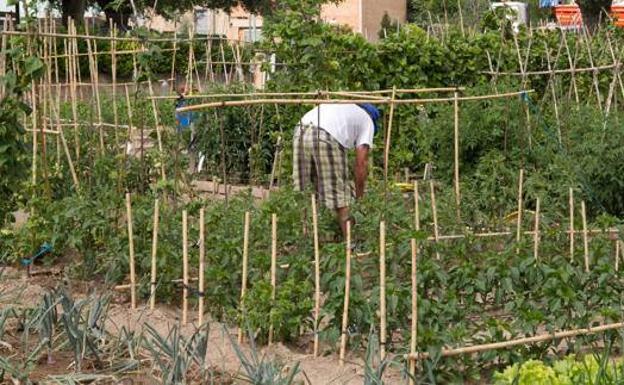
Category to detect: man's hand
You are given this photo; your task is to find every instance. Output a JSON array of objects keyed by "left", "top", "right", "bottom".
[{"left": 354, "top": 145, "right": 369, "bottom": 199}]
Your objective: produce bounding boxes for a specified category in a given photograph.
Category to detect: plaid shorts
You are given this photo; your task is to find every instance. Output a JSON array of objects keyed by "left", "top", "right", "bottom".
[{"left": 293, "top": 125, "right": 351, "bottom": 210}]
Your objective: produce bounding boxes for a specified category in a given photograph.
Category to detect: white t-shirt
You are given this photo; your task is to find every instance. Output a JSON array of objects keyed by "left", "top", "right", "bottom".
[{"left": 299, "top": 104, "right": 375, "bottom": 149}]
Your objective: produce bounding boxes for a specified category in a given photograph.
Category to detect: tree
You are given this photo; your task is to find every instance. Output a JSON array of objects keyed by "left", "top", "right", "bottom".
[
  {"left": 378, "top": 12, "right": 400, "bottom": 39},
  {"left": 577, "top": 0, "right": 612, "bottom": 31},
  {"left": 52, "top": 0, "right": 275, "bottom": 27}
]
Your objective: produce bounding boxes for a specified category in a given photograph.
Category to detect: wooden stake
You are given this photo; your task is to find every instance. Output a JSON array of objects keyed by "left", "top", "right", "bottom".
[
  {"left": 182, "top": 210, "right": 189, "bottom": 323},
  {"left": 429, "top": 180, "right": 440, "bottom": 260},
  {"left": 569, "top": 188, "right": 574, "bottom": 262},
  {"left": 413, "top": 181, "right": 420, "bottom": 231},
  {"left": 339, "top": 220, "right": 352, "bottom": 366},
  {"left": 198, "top": 208, "right": 205, "bottom": 325},
  {"left": 237, "top": 211, "right": 251, "bottom": 343},
  {"left": 379, "top": 221, "right": 387, "bottom": 361},
  {"left": 312, "top": 194, "right": 321, "bottom": 357},
  {"left": 409, "top": 238, "right": 418, "bottom": 385},
  {"left": 268, "top": 214, "right": 277, "bottom": 346},
  {"left": 126, "top": 193, "right": 136, "bottom": 310},
  {"left": 150, "top": 199, "right": 160, "bottom": 310},
  {"left": 516, "top": 169, "right": 524, "bottom": 254},
  {"left": 582, "top": 201, "right": 589, "bottom": 273},
  {"left": 533, "top": 198, "right": 540, "bottom": 262}
]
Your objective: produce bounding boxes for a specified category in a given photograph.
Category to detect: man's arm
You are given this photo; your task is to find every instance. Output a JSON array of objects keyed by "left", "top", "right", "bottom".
[{"left": 354, "top": 145, "right": 369, "bottom": 199}]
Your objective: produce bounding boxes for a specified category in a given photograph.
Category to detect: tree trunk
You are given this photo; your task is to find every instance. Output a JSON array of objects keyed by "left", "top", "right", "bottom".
[
  {"left": 61, "top": 0, "right": 87, "bottom": 26},
  {"left": 96, "top": 0, "right": 131, "bottom": 30},
  {"left": 577, "top": 0, "right": 612, "bottom": 32}
]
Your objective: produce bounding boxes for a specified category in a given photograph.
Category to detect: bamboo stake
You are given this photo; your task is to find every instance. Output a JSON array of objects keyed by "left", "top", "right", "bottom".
[
  {"left": 543, "top": 42, "right": 562, "bottom": 143},
  {"left": 430, "top": 180, "right": 440, "bottom": 260},
  {"left": 312, "top": 194, "right": 321, "bottom": 357},
  {"left": 409, "top": 238, "right": 418, "bottom": 385},
  {"left": 147, "top": 79, "right": 166, "bottom": 181},
  {"left": 453, "top": 90, "right": 461, "bottom": 218},
  {"left": 616, "top": 240, "right": 620, "bottom": 272},
  {"left": 176, "top": 90, "right": 535, "bottom": 112},
  {"left": 339, "top": 220, "right": 352, "bottom": 366},
  {"left": 151, "top": 87, "right": 465, "bottom": 100},
  {"left": 110, "top": 24, "right": 120, "bottom": 149},
  {"left": 30, "top": 85, "right": 38, "bottom": 189},
  {"left": 182, "top": 210, "right": 189, "bottom": 323},
  {"left": 198, "top": 208, "right": 205, "bottom": 325},
  {"left": 237, "top": 211, "right": 251, "bottom": 344},
  {"left": 516, "top": 169, "right": 524, "bottom": 254},
  {"left": 170, "top": 21, "right": 177, "bottom": 93},
  {"left": 268, "top": 214, "right": 277, "bottom": 346},
  {"left": 84, "top": 22, "right": 104, "bottom": 154},
  {"left": 569, "top": 188, "right": 574, "bottom": 262},
  {"left": 406, "top": 320, "right": 624, "bottom": 360},
  {"left": 383, "top": 87, "right": 397, "bottom": 193},
  {"left": 379, "top": 221, "right": 387, "bottom": 361},
  {"left": 582, "top": 29, "right": 603, "bottom": 111},
  {"left": 582, "top": 201, "right": 589, "bottom": 273},
  {"left": 126, "top": 193, "right": 137, "bottom": 310},
  {"left": 150, "top": 199, "right": 160, "bottom": 310},
  {"left": 414, "top": 181, "right": 420, "bottom": 231},
  {"left": 51, "top": 97, "right": 79, "bottom": 189},
  {"left": 65, "top": 26, "right": 79, "bottom": 162},
  {"left": 561, "top": 29, "right": 580, "bottom": 105},
  {"left": 533, "top": 198, "right": 540, "bottom": 261}
]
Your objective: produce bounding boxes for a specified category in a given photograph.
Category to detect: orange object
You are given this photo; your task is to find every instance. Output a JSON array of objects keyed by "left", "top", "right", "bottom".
[
  {"left": 612, "top": 6, "right": 624, "bottom": 27},
  {"left": 554, "top": 4, "right": 583, "bottom": 27}
]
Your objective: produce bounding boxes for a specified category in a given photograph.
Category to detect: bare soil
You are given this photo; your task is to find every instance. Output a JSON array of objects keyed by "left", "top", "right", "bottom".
[{"left": 0, "top": 264, "right": 406, "bottom": 384}]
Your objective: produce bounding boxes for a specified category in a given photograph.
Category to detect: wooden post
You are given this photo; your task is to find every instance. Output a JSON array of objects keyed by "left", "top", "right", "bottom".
[
  {"left": 533, "top": 198, "right": 540, "bottom": 262},
  {"left": 339, "top": 220, "right": 352, "bottom": 366},
  {"left": 582, "top": 201, "right": 589, "bottom": 273},
  {"left": 409, "top": 238, "right": 418, "bottom": 385},
  {"left": 516, "top": 169, "right": 524, "bottom": 254},
  {"left": 569, "top": 188, "right": 574, "bottom": 262},
  {"left": 238, "top": 211, "right": 251, "bottom": 343},
  {"left": 312, "top": 194, "right": 321, "bottom": 357},
  {"left": 429, "top": 180, "right": 440, "bottom": 260},
  {"left": 182, "top": 210, "right": 189, "bottom": 323},
  {"left": 268, "top": 214, "right": 277, "bottom": 345},
  {"left": 126, "top": 193, "right": 136, "bottom": 310},
  {"left": 413, "top": 181, "right": 420, "bottom": 231},
  {"left": 150, "top": 199, "right": 160, "bottom": 310},
  {"left": 453, "top": 90, "right": 461, "bottom": 219},
  {"left": 379, "top": 221, "right": 387, "bottom": 361},
  {"left": 198, "top": 208, "right": 205, "bottom": 325}
]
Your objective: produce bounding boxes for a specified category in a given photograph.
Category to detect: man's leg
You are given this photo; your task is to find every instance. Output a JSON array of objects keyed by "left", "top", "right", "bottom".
[{"left": 336, "top": 207, "right": 350, "bottom": 236}]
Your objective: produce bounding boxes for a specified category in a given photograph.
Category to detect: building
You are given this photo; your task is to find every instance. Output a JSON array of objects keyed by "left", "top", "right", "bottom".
[
  {"left": 321, "top": 0, "right": 406, "bottom": 42},
  {"left": 147, "top": 0, "right": 405, "bottom": 43}
]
